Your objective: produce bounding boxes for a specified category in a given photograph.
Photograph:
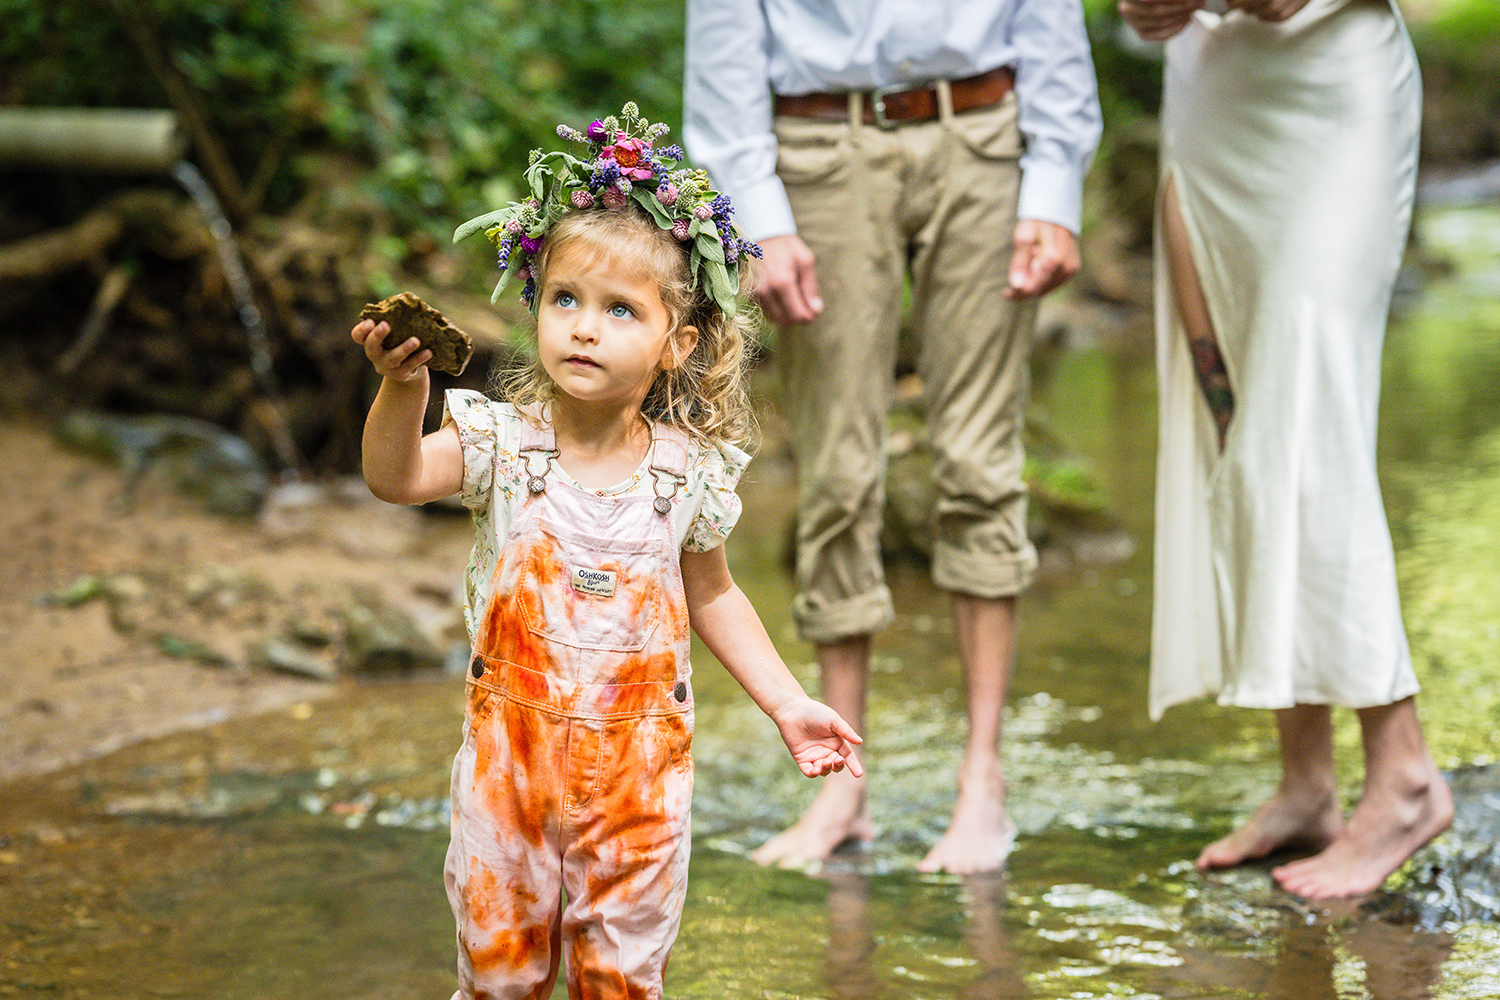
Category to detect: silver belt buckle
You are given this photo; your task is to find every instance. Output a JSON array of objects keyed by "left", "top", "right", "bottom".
[{"left": 870, "top": 83, "right": 913, "bottom": 130}]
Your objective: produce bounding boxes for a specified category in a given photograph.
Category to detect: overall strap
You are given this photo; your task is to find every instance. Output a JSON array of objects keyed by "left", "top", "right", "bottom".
[
  {"left": 516, "top": 406, "right": 557, "bottom": 495},
  {"left": 648, "top": 423, "right": 692, "bottom": 516}
]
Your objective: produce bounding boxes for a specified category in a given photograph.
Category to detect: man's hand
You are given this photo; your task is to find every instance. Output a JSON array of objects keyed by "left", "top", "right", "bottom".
[
  {"left": 1226, "top": 0, "right": 1311, "bottom": 21},
  {"left": 1006, "top": 220, "right": 1081, "bottom": 300},
  {"left": 1118, "top": 0, "right": 1203, "bottom": 40},
  {"left": 752, "top": 233, "right": 824, "bottom": 325}
]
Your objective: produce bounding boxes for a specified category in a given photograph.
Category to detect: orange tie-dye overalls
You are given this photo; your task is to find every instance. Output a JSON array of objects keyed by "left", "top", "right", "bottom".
[{"left": 444, "top": 418, "right": 696, "bottom": 1000}]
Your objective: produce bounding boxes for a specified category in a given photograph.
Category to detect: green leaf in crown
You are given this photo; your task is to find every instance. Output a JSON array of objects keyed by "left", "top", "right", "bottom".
[{"left": 454, "top": 102, "right": 761, "bottom": 316}]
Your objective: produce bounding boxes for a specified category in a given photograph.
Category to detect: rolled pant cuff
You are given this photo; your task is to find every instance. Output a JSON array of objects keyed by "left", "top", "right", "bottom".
[
  {"left": 793, "top": 587, "right": 895, "bottom": 645},
  {"left": 932, "top": 542, "right": 1038, "bottom": 599}
]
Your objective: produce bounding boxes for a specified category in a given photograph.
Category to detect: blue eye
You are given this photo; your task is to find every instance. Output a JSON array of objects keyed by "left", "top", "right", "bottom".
[
  {"left": 555, "top": 291, "right": 576, "bottom": 307},
  {"left": 609, "top": 303, "right": 634, "bottom": 319}
]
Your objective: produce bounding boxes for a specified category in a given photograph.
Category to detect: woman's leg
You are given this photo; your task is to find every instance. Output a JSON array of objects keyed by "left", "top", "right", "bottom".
[
  {"left": 1197, "top": 704, "right": 1344, "bottom": 870},
  {"left": 1272, "top": 697, "right": 1452, "bottom": 898},
  {"left": 1161, "top": 173, "right": 1235, "bottom": 451}
]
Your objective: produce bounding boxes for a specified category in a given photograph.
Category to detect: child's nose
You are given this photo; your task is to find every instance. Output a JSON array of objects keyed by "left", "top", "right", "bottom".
[{"left": 572, "top": 309, "right": 601, "bottom": 342}]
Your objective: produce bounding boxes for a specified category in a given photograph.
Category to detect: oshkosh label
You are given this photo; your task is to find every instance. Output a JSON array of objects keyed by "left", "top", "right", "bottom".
[{"left": 570, "top": 566, "right": 618, "bottom": 598}]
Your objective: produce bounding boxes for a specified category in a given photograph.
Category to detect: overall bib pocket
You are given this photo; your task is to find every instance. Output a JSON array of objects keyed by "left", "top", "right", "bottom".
[{"left": 518, "top": 517, "right": 665, "bottom": 652}]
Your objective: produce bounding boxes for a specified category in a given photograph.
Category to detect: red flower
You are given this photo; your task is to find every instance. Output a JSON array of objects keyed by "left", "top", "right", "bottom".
[{"left": 601, "top": 137, "right": 655, "bottom": 181}]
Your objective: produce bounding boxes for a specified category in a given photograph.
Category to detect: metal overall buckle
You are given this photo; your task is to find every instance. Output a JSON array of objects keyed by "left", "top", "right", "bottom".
[
  {"left": 522, "top": 447, "right": 557, "bottom": 495},
  {"left": 648, "top": 465, "right": 686, "bottom": 516}
]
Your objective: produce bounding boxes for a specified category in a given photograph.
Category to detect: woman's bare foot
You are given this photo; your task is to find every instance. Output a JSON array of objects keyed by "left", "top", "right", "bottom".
[
  {"left": 1272, "top": 762, "right": 1452, "bottom": 899},
  {"left": 1196, "top": 788, "right": 1344, "bottom": 871},
  {"left": 917, "top": 768, "right": 1015, "bottom": 874},
  {"left": 750, "top": 769, "right": 875, "bottom": 868}
]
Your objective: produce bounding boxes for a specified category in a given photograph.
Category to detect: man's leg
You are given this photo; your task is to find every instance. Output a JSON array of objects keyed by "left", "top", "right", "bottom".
[
  {"left": 907, "top": 100, "right": 1036, "bottom": 872},
  {"left": 750, "top": 636, "right": 876, "bottom": 866},
  {"left": 752, "top": 112, "right": 905, "bottom": 867},
  {"left": 917, "top": 594, "right": 1018, "bottom": 873}
]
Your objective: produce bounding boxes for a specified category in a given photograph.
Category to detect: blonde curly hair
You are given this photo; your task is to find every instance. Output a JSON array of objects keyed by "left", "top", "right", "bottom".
[{"left": 497, "top": 206, "right": 760, "bottom": 449}]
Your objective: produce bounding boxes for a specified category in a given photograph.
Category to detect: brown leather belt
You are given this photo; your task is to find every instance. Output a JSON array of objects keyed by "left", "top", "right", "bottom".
[{"left": 773, "top": 66, "right": 1015, "bottom": 129}]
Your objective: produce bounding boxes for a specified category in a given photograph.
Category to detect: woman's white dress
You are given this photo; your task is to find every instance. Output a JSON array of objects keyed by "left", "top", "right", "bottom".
[{"left": 1149, "top": 0, "right": 1422, "bottom": 719}]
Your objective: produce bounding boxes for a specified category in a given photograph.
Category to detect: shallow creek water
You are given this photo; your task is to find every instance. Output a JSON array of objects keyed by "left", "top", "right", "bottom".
[{"left": 3, "top": 204, "right": 1499, "bottom": 999}]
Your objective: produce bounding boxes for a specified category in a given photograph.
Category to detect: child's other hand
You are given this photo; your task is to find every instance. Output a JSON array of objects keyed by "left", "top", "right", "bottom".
[
  {"left": 351, "top": 318, "right": 433, "bottom": 383},
  {"left": 771, "top": 697, "right": 864, "bottom": 779}
]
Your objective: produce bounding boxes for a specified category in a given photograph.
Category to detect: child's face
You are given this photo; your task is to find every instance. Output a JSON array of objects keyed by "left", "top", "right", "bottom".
[{"left": 536, "top": 243, "right": 690, "bottom": 413}]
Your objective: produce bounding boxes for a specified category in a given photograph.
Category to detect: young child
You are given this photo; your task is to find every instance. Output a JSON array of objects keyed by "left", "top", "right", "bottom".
[{"left": 351, "top": 104, "right": 863, "bottom": 1000}]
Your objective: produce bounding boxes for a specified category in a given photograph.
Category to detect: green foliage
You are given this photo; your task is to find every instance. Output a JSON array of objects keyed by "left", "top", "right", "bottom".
[
  {"left": 298, "top": 0, "right": 689, "bottom": 240},
  {"left": 1421, "top": 0, "right": 1500, "bottom": 40},
  {"left": 0, "top": 0, "right": 688, "bottom": 243}
]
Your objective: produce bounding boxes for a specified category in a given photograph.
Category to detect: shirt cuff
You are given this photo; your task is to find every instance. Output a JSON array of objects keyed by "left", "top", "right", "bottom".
[
  {"left": 730, "top": 174, "right": 800, "bottom": 242},
  {"left": 1017, "top": 148, "right": 1086, "bottom": 235}
]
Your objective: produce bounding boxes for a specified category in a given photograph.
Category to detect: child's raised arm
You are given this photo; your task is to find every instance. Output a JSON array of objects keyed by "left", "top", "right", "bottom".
[
  {"left": 680, "top": 545, "right": 863, "bottom": 779},
  {"left": 352, "top": 318, "right": 464, "bottom": 506}
]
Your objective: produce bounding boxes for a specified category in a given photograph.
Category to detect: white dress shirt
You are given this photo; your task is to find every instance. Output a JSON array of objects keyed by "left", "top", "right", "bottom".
[{"left": 684, "top": 0, "right": 1102, "bottom": 241}]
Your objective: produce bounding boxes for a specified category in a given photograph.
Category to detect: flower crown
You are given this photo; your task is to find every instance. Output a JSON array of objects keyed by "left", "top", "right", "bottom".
[{"left": 453, "top": 103, "right": 761, "bottom": 319}]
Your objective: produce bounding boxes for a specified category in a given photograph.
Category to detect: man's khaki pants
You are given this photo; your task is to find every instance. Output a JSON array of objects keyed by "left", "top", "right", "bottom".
[{"left": 776, "top": 88, "right": 1039, "bottom": 645}]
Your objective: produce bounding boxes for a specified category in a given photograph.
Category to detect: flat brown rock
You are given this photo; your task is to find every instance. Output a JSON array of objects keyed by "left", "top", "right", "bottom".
[{"left": 360, "top": 292, "right": 473, "bottom": 376}]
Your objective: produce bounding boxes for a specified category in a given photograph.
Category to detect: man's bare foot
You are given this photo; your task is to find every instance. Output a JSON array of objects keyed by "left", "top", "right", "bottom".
[
  {"left": 917, "top": 771, "right": 1015, "bottom": 874},
  {"left": 750, "top": 770, "right": 875, "bottom": 868},
  {"left": 1272, "top": 765, "right": 1452, "bottom": 899},
  {"left": 1196, "top": 788, "right": 1343, "bottom": 871}
]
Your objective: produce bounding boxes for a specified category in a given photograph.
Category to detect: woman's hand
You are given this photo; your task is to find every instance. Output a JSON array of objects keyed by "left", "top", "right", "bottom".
[
  {"left": 1118, "top": 0, "right": 1204, "bottom": 41},
  {"left": 351, "top": 318, "right": 433, "bottom": 384},
  {"left": 1226, "top": 0, "right": 1312, "bottom": 21}
]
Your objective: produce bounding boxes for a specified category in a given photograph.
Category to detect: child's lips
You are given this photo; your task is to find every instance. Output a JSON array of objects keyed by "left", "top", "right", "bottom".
[{"left": 565, "top": 354, "right": 599, "bottom": 369}]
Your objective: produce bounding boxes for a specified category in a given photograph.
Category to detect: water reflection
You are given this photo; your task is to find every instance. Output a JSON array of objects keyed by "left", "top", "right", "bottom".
[
  {"left": 1169, "top": 907, "right": 1452, "bottom": 1000},
  {"left": 821, "top": 872, "right": 1031, "bottom": 1000}
]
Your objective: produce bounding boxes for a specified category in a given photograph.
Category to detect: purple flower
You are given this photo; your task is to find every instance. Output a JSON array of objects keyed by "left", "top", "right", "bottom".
[
  {"left": 671, "top": 219, "right": 691, "bottom": 240},
  {"left": 711, "top": 194, "right": 733, "bottom": 218},
  {"left": 741, "top": 239, "right": 763, "bottom": 260},
  {"left": 587, "top": 119, "right": 608, "bottom": 142},
  {"left": 661, "top": 145, "right": 684, "bottom": 162},
  {"left": 520, "top": 234, "right": 542, "bottom": 254},
  {"left": 593, "top": 159, "right": 621, "bottom": 187},
  {"left": 521, "top": 277, "right": 536, "bottom": 305},
  {"left": 571, "top": 189, "right": 595, "bottom": 209},
  {"left": 602, "top": 186, "right": 628, "bottom": 209},
  {"left": 516, "top": 264, "right": 532, "bottom": 283}
]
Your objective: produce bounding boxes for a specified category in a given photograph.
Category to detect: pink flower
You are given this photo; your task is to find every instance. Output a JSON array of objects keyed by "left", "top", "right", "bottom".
[
  {"left": 671, "top": 219, "right": 691, "bottom": 240},
  {"left": 571, "top": 190, "right": 595, "bottom": 209},
  {"left": 601, "top": 186, "right": 628, "bottom": 209},
  {"left": 657, "top": 182, "right": 679, "bottom": 206},
  {"left": 600, "top": 137, "right": 655, "bottom": 181},
  {"left": 693, "top": 204, "right": 713, "bottom": 221}
]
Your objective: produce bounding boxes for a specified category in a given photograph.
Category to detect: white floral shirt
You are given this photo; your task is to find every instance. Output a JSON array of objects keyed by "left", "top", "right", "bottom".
[{"left": 443, "top": 390, "right": 749, "bottom": 644}]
